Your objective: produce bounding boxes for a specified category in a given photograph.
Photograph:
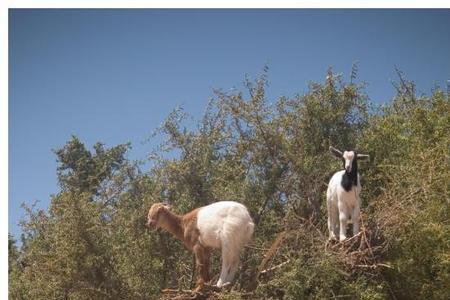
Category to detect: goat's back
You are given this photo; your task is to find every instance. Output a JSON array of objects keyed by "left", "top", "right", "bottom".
[{"left": 197, "top": 201, "right": 254, "bottom": 249}]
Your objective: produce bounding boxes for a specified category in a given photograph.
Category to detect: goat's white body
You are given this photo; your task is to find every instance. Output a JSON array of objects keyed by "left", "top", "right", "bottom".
[
  {"left": 327, "top": 170, "right": 361, "bottom": 241},
  {"left": 197, "top": 201, "right": 254, "bottom": 287}
]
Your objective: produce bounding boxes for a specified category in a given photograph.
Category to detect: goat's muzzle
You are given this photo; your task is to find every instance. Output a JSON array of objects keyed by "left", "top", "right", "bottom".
[{"left": 147, "top": 219, "right": 157, "bottom": 228}]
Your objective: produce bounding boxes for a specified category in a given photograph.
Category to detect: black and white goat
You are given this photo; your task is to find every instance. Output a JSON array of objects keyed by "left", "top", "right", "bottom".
[{"left": 327, "top": 146, "right": 369, "bottom": 241}]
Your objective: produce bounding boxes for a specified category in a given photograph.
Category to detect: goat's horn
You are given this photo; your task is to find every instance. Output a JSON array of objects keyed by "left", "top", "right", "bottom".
[
  {"left": 329, "top": 146, "right": 343, "bottom": 158},
  {"left": 357, "top": 153, "right": 370, "bottom": 160}
]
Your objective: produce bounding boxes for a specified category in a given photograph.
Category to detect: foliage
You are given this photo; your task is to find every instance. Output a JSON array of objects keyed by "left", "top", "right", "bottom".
[{"left": 9, "top": 68, "right": 450, "bottom": 299}]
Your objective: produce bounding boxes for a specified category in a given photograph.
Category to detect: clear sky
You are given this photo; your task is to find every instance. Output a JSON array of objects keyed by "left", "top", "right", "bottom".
[{"left": 9, "top": 9, "right": 450, "bottom": 239}]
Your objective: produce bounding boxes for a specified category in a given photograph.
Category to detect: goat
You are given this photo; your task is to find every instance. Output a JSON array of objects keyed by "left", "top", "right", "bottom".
[
  {"left": 147, "top": 201, "right": 254, "bottom": 290},
  {"left": 327, "top": 146, "right": 369, "bottom": 241}
]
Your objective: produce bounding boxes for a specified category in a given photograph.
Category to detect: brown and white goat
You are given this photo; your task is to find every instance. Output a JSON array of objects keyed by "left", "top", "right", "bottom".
[{"left": 147, "top": 201, "right": 254, "bottom": 290}]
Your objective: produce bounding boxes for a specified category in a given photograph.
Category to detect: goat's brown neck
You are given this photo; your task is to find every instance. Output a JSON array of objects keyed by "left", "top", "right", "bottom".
[{"left": 159, "top": 209, "right": 184, "bottom": 241}]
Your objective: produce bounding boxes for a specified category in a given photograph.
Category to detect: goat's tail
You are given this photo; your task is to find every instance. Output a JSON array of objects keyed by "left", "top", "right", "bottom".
[{"left": 245, "top": 220, "right": 255, "bottom": 245}]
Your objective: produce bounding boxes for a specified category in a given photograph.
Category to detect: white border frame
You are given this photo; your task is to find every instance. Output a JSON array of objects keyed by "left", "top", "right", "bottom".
[{"left": 2, "top": 1, "right": 449, "bottom": 299}]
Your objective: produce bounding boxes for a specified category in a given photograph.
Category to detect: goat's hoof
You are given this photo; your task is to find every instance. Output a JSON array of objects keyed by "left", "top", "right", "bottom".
[
  {"left": 216, "top": 282, "right": 232, "bottom": 290},
  {"left": 326, "top": 238, "right": 338, "bottom": 247},
  {"left": 193, "top": 281, "right": 205, "bottom": 293}
]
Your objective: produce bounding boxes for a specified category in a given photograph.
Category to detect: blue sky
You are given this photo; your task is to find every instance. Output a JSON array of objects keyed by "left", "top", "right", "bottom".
[{"left": 9, "top": 9, "right": 450, "bottom": 239}]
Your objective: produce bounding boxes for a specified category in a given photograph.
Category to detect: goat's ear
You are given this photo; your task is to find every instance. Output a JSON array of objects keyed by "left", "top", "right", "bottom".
[
  {"left": 329, "top": 146, "right": 343, "bottom": 158},
  {"left": 357, "top": 153, "right": 370, "bottom": 160}
]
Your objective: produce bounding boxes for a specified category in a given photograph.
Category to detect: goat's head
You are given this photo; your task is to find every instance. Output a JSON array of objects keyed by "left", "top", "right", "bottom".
[
  {"left": 329, "top": 146, "right": 369, "bottom": 173},
  {"left": 147, "top": 202, "right": 172, "bottom": 229}
]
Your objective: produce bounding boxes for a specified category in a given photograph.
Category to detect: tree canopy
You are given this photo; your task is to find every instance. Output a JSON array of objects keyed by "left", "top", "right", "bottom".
[{"left": 9, "top": 67, "right": 450, "bottom": 299}]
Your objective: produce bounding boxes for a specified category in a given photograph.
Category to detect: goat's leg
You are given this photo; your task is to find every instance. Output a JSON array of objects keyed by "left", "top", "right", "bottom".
[
  {"left": 203, "top": 248, "right": 211, "bottom": 282},
  {"left": 327, "top": 199, "right": 338, "bottom": 240},
  {"left": 352, "top": 203, "right": 360, "bottom": 237},
  {"left": 224, "top": 254, "right": 240, "bottom": 284},
  {"left": 338, "top": 201, "right": 349, "bottom": 242},
  {"left": 217, "top": 252, "right": 230, "bottom": 287},
  {"left": 193, "top": 243, "right": 210, "bottom": 291},
  {"left": 334, "top": 218, "right": 340, "bottom": 238},
  {"left": 217, "top": 243, "right": 236, "bottom": 287}
]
